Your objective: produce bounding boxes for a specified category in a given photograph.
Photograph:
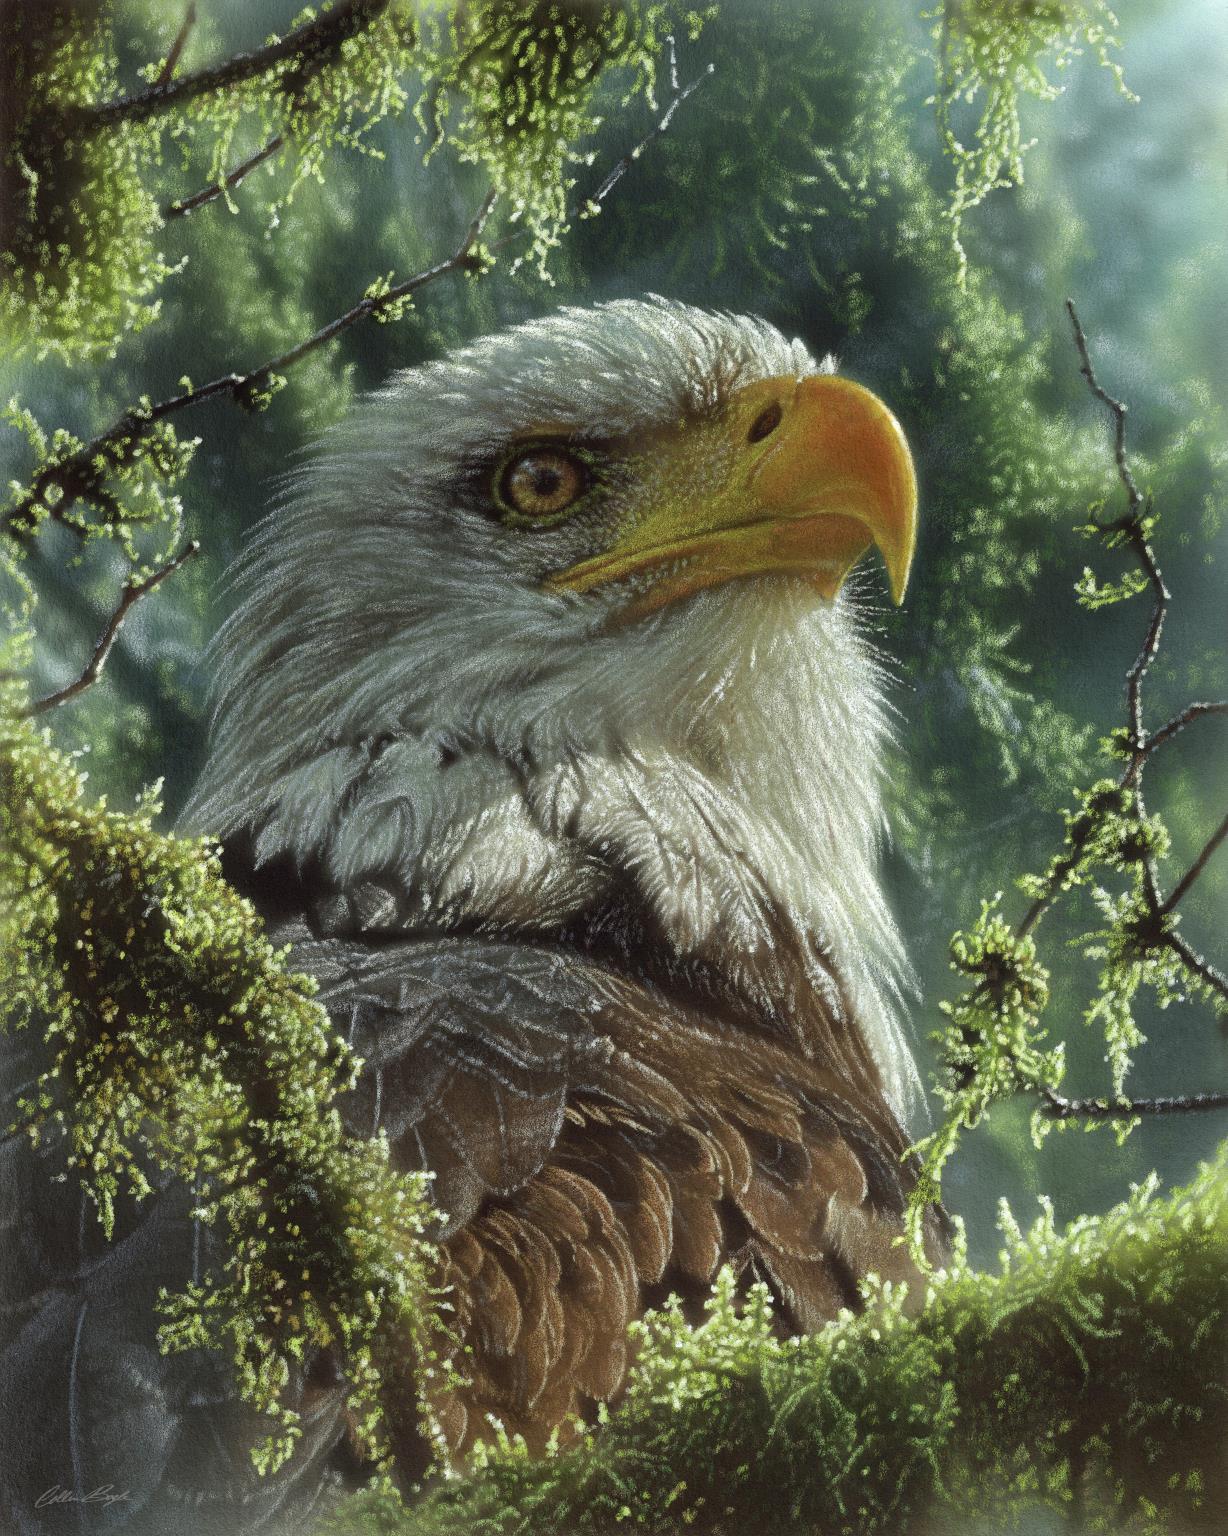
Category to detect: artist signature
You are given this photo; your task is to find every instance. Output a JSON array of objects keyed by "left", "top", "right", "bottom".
[{"left": 35, "top": 1485, "right": 131, "bottom": 1510}]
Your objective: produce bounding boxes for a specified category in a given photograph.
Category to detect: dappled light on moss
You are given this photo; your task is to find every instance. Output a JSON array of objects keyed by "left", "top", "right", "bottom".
[
  {"left": 317, "top": 1150, "right": 1228, "bottom": 1533},
  {"left": 0, "top": 1, "right": 707, "bottom": 360}
]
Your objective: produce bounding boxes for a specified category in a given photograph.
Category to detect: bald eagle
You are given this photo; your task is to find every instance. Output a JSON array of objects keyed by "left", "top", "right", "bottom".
[
  {"left": 0, "top": 299, "right": 948, "bottom": 1530},
  {"left": 185, "top": 295, "right": 946, "bottom": 1458}
]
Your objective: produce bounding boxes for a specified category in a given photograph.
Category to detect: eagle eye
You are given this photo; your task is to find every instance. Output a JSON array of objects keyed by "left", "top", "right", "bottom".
[
  {"left": 497, "top": 447, "right": 587, "bottom": 524},
  {"left": 748, "top": 401, "right": 783, "bottom": 443}
]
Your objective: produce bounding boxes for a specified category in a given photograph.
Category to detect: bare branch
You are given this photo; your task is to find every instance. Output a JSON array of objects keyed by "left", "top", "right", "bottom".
[
  {"left": 3, "top": 190, "right": 498, "bottom": 540},
  {"left": 1161, "top": 811, "right": 1228, "bottom": 917},
  {"left": 165, "top": 133, "right": 284, "bottom": 218},
  {"left": 585, "top": 39, "right": 715, "bottom": 211},
  {"left": 68, "top": 0, "right": 394, "bottom": 132},
  {"left": 155, "top": 3, "right": 197, "bottom": 86},
  {"left": 24, "top": 541, "right": 200, "bottom": 716},
  {"left": 1136, "top": 700, "right": 1228, "bottom": 765},
  {"left": 1163, "top": 930, "right": 1228, "bottom": 1008},
  {"left": 997, "top": 304, "right": 1228, "bottom": 1089},
  {"left": 1065, "top": 297, "right": 1143, "bottom": 517},
  {"left": 1040, "top": 1087, "right": 1228, "bottom": 1122}
]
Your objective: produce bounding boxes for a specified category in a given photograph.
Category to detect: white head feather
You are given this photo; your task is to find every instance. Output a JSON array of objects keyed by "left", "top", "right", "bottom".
[{"left": 184, "top": 296, "right": 920, "bottom": 1113}]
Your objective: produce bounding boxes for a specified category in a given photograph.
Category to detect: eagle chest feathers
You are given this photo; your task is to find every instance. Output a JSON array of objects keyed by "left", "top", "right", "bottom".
[{"left": 185, "top": 297, "right": 949, "bottom": 1460}]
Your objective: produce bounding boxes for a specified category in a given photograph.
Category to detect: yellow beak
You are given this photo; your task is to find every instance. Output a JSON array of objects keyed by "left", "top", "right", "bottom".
[{"left": 545, "top": 372, "right": 918, "bottom": 617}]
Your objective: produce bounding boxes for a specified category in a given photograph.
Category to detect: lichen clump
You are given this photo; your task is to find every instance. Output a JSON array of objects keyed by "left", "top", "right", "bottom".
[
  {"left": 0, "top": 0, "right": 704, "bottom": 361},
  {"left": 0, "top": 684, "right": 442, "bottom": 1473},
  {"left": 927, "top": 0, "right": 1135, "bottom": 281}
]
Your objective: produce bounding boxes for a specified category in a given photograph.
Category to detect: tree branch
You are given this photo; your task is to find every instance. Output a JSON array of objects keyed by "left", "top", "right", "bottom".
[
  {"left": 1161, "top": 811, "right": 1228, "bottom": 917},
  {"left": 155, "top": 2, "right": 197, "bottom": 87},
  {"left": 986, "top": 304, "right": 1228, "bottom": 1101},
  {"left": 584, "top": 36, "right": 715, "bottom": 211},
  {"left": 6, "top": 40, "right": 714, "bottom": 544},
  {"left": 165, "top": 133, "right": 285, "bottom": 218},
  {"left": 1163, "top": 930, "right": 1228, "bottom": 1008},
  {"left": 1065, "top": 297, "right": 1143, "bottom": 518},
  {"left": 23, "top": 541, "right": 200, "bottom": 716},
  {"left": 1040, "top": 1087, "right": 1228, "bottom": 1122},
  {"left": 483, "top": 36, "right": 715, "bottom": 261},
  {"left": 1136, "top": 700, "right": 1228, "bottom": 765},
  {"left": 3, "top": 189, "right": 498, "bottom": 540},
  {"left": 68, "top": 0, "right": 394, "bottom": 132}
]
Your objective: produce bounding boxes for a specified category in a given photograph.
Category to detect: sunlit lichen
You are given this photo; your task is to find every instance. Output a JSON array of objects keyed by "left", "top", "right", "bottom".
[
  {"left": 318, "top": 1149, "right": 1228, "bottom": 1533},
  {"left": 926, "top": 0, "right": 1136, "bottom": 283},
  {"left": 0, "top": 683, "right": 443, "bottom": 1473}
]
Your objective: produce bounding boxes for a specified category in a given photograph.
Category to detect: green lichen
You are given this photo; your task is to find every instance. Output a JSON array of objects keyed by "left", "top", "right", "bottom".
[
  {"left": 416, "top": 1, "right": 700, "bottom": 278},
  {"left": 0, "top": 1, "right": 705, "bottom": 361},
  {"left": 0, "top": 681, "right": 444, "bottom": 1474},
  {"left": 927, "top": 0, "right": 1136, "bottom": 282},
  {"left": 0, "top": 4, "right": 177, "bottom": 362},
  {"left": 319, "top": 1146, "right": 1228, "bottom": 1534}
]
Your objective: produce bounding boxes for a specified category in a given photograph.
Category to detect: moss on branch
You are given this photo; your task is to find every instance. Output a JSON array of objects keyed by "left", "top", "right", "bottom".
[
  {"left": 0, "top": 689, "right": 443, "bottom": 1474},
  {"left": 319, "top": 1146, "right": 1228, "bottom": 1534}
]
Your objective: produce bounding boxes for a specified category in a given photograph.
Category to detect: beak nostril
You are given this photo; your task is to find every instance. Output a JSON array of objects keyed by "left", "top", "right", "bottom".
[{"left": 748, "top": 401, "right": 783, "bottom": 444}]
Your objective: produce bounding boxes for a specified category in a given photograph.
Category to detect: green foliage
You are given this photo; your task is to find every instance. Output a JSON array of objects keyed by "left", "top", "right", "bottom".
[
  {"left": 0, "top": 0, "right": 703, "bottom": 361},
  {"left": 0, "top": 687, "right": 444, "bottom": 1473},
  {"left": 908, "top": 895, "right": 1060, "bottom": 1246},
  {"left": 2, "top": 390, "right": 195, "bottom": 553},
  {"left": 417, "top": 1, "right": 699, "bottom": 277},
  {"left": 0, "top": 3, "right": 179, "bottom": 362},
  {"left": 913, "top": 363, "right": 1227, "bottom": 1243},
  {"left": 927, "top": 0, "right": 1136, "bottom": 281},
  {"left": 319, "top": 1147, "right": 1228, "bottom": 1534}
]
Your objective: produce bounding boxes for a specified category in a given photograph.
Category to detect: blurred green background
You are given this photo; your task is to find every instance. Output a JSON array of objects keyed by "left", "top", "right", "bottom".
[{"left": 4, "top": 0, "right": 1225, "bottom": 1266}]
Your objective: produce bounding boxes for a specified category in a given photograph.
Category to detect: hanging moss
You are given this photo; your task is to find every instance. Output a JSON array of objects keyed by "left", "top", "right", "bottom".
[
  {"left": 0, "top": 0, "right": 704, "bottom": 361},
  {"left": 415, "top": 1, "right": 707, "bottom": 278},
  {"left": 926, "top": 0, "right": 1136, "bottom": 282},
  {"left": 0, "top": 1, "right": 177, "bottom": 362}
]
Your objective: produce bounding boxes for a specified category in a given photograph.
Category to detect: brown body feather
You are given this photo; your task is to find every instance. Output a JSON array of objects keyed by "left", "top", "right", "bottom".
[{"left": 308, "top": 898, "right": 951, "bottom": 1464}]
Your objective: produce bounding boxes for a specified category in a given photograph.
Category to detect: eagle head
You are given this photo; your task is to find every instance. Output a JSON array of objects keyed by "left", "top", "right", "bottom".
[{"left": 185, "top": 296, "right": 921, "bottom": 1111}]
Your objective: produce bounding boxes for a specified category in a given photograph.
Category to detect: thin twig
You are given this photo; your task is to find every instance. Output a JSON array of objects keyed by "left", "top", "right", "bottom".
[
  {"left": 165, "top": 133, "right": 285, "bottom": 218},
  {"left": 1137, "top": 700, "right": 1228, "bottom": 764},
  {"left": 5, "top": 39, "right": 713, "bottom": 542},
  {"left": 1001, "top": 304, "right": 1228, "bottom": 1040},
  {"left": 155, "top": 2, "right": 198, "bottom": 86},
  {"left": 7, "top": 40, "right": 714, "bottom": 544},
  {"left": 3, "top": 190, "right": 498, "bottom": 539},
  {"left": 267, "top": 184, "right": 497, "bottom": 374},
  {"left": 1066, "top": 299, "right": 1169, "bottom": 768},
  {"left": 1040, "top": 1087, "right": 1228, "bottom": 1122},
  {"left": 24, "top": 541, "right": 200, "bottom": 715},
  {"left": 1065, "top": 297, "right": 1143, "bottom": 517},
  {"left": 1017, "top": 304, "right": 1171, "bottom": 941},
  {"left": 484, "top": 37, "right": 715, "bottom": 262},
  {"left": 1163, "top": 930, "right": 1228, "bottom": 1007},
  {"left": 1162, "top": 811, "right": 1228, "bottom": 916},
  {"left": 585, "top": 38, "right": 714, "bottom": 210},
  {"left": 69, "top": 0, "right": 393, "bottom": 131}
]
